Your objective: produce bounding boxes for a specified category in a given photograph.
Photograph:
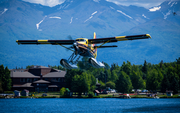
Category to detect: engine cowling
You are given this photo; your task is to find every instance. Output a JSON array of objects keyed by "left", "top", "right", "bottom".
[{"left": 89, "top": 58, "right": 105, "bottom": 68}]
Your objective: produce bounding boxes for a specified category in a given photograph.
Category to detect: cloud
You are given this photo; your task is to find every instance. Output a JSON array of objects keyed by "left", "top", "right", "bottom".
[
  {"left": 22, "top": 0, "right": 65, "bottom": 7},
  {"left": 106, "top": 0, "right": 169, "bottom": 9},
  {"left": 22, "top": 0, "right": 177, "bottom": 9}
]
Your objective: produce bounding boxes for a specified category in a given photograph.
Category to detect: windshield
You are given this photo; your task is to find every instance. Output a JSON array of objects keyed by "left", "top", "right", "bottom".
[{"left": 76, "top": 39, "right": 86, "bottom": 42}]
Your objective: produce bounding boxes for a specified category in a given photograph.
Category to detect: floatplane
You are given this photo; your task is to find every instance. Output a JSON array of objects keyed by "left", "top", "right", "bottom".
[{"left": 16, "top": 32, "right": 151, "bottom": 69}]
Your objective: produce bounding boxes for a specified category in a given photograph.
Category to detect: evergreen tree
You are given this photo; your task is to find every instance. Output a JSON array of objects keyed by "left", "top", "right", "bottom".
[
  {"left": 108, "top": 69, "right": 118, "bottom": 82},
  {"left": 0, "top": 65, "right": 4, "bottom": 81},
  {"left": 0, "top": 81, "right": 3, "bottom": 93},
  {"left": 4, "top": 67, "right": 11, "bottom": 91},
  {"left": 161, "top": 74, "right": 170, "bottom": 93},
  {"left": 172, "top": 77, "right": 179, "bottom": 94},
  {"left": 116, "top": 71, "right": 132, "bottom": 93},
  {"left": 142, "top": 60, "right": 148, "bottom": 74},
  {"left": 130, "top": 71, "right": 145, "bottom": 90},
  {"left": 121, "top": 61, "right": 131, "bottom": 75},
  {"left": 176, "top": 57, "right": 180, "bottom": 64},
  {"left": 142, "top": 60, "right": 148, "bottom": 80},
  {"left": 0, "top": 65, "right": 11, "bottom": 91},
  {"left": 146, "top": 69, "right": 160, "bottom": 92},
  {"left": 0, "top": 65, "right": 5, "bottom": 92}
]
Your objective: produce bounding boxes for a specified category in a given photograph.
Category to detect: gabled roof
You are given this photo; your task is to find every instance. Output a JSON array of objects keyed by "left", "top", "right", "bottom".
[
  {"left": 43, "top": 71, "right": 66, "bottom": 78},
  {"left": 48, "top": 85, "right": 58, "bottom": 87},
  {"left": 21, "top": 83, "right": 33, "bottom": 87},
  {"left": 11, "top": 72, "right": 40, "bottom": 78},
  {"left": 29, "top": 65, "right": 50, "bottom": 69},
  {"left": 13, "top": 83, "right": 33, "bottom": 87},
  {"left": 33, "top": 79, "right": 50, "bottom": 84}
]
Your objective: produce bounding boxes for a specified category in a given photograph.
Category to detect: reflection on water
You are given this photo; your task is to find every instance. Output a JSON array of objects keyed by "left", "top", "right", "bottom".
[{"left": 0, "top": 98, "right": 180, "bottom": 113}]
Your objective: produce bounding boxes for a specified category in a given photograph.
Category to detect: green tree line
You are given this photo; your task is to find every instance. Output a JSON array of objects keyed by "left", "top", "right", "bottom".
[
  {"left": 52, "top": 57, "right": 180, "bottom": 95},
  {"left": 2, "top": 57, "right": 180, "bottom": 95}
]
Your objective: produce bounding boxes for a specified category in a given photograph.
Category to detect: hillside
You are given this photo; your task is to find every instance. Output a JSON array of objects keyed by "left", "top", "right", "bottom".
[{"left": 0, "top": 0, "right": 180, "bottom": 68}]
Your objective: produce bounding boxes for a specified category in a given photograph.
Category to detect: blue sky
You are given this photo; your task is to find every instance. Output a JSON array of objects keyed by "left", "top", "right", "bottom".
[{"left": 22, "top": 0, "right": 174, "bottom": 9}]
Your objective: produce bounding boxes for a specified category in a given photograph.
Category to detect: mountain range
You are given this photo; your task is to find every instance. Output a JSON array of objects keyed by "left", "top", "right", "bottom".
[{"left": 0, "top": 0, "right": 180, "bottom": 69}]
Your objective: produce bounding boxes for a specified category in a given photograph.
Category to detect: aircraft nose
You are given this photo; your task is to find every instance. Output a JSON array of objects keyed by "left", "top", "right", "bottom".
[{"left": 73, "top": 42, "right": 77, "bottom": 46}]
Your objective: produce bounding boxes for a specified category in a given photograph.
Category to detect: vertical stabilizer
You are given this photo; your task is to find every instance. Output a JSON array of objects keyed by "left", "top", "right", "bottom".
[{"left": 93, "top": 32, "right": 97, "bottom": 58}]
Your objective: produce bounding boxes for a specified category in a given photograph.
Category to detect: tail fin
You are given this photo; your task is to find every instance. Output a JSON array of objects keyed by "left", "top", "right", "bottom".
[{"left": 93, "top": 32, "right": 97, "bottom": 58}]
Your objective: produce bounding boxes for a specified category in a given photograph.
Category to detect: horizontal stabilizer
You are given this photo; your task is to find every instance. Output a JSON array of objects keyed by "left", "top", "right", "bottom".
[{"left": 94, "top": 45, "right": 117, "bottom": 48}]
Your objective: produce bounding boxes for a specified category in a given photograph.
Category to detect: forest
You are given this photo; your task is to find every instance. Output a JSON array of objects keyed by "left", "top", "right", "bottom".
[
  {"left": 51, "top": 57, "right": 180, "bottom": 96},
  {"left": 0, "top": 58, "right": 179, "bottom": 96}
]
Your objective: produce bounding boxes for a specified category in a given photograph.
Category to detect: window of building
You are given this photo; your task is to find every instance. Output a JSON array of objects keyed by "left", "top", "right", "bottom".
[
  {"left": 58, "top": 78, "right": 61, "bottom": 82},
  {"left": 44, "top": 78, "right": 48, "bottom": 81},
  {"left": 20, "top": 78, "right": 23, "bottom": 82},
  {"left": 23, "top": 78, "right": 26, "bottom": 82},
  {"left": 27, "top": 78, "right": 30, "bottom": 82}
]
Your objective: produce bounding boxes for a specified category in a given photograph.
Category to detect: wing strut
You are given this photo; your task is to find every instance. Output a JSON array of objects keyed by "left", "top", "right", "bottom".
[
  {"left": 56, "top": 43, "right": 74, "bottom": 52},
  {"left": 94, "top": 40, "right": 111, "bottom": 49}
]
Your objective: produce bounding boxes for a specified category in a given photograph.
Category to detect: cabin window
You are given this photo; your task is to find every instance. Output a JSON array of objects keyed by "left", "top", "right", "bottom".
[{"left": 76, "top": 39, "right": 86, "bottom": 42}]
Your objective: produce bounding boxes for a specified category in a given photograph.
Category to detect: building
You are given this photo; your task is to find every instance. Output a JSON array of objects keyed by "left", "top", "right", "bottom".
[
  {"left": 10, "top": 66, "right": 66, "bottom": 92},
  {"left": 166, "top": 90, "right": 173, "bottom": 96}
]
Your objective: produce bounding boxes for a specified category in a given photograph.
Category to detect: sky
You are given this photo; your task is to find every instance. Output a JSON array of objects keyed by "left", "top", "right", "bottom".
[{"left": 21, "top": 0, "right": 175, "bottom": 9}]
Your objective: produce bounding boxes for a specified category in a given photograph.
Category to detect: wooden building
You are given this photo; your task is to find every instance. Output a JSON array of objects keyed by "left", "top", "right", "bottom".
[{"left": 10, "top": 66, "right": 66, "bottom": 92}]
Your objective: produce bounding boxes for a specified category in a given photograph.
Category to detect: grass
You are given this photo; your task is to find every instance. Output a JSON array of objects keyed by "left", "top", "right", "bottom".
[{"left": 1, "top": 91, "right": 180, "bottom": 98}]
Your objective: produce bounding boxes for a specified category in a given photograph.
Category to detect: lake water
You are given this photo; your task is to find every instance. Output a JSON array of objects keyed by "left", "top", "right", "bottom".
[{"left": 0, "top": 98, "right": 180, "bottom": 113}]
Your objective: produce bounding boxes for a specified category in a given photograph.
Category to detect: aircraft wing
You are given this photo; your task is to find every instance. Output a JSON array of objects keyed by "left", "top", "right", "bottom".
[
  {"left": 88, "top": 34, "right": 151, "bottom": 44},
  {"left": 16, "top": 40, "right": 74, "bottom": 45}
]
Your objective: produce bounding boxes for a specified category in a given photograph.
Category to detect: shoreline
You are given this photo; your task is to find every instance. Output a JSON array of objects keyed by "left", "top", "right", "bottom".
[{"left": 1, "top": 95, "right": 180, "bottom": 99}]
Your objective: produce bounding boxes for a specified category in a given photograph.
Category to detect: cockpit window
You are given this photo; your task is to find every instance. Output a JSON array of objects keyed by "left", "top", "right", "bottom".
[{"left": 76, "top": 39, "right": 86, "bottom": 42}]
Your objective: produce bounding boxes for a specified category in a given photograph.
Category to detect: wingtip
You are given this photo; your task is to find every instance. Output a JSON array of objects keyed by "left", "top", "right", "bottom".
[
  {"left": 16, "top": 40, "right": 20, "bottom": 45},
  {"left": 146, "top": 34, "right": 152, "bottom": 39}
]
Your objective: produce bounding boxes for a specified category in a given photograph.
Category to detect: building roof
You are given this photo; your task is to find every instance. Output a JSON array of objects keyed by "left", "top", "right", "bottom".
[
  {"left": 10, "top": 66, "right": 66, "bottom": 78},
  {"left": 48, "top": 85, "right": 58, "bottom": 87},
  {"left": 29, "top": 65, "right": 50, "bottom": 69},
  {"left": 33, "top": 79, "right": 50, "bottom": 84},
  {"left": 11, "top": 72, "right": 40, "bottom": 78},
  {"left": 21, "top": 83, "right": 33, "bottom": 87},
  {"left": 13, "top": 83, "right": 33, "bottom": 87},
  {"left": 43, "top": 71, "right": 66, "bottom": 78},
  {"left": 94, "top": 90, "right": 100, "bottom": 94},
  {"left": 10, "top": 69, "right": 28, "bottom": 72}
]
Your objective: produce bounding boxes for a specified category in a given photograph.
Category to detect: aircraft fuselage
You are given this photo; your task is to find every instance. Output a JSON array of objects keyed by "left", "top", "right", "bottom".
[{"left": 76, "top": 42, "right": 96, "bottom": 58}]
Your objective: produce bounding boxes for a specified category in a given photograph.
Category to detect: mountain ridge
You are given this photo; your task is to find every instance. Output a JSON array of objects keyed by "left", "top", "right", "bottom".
[{"left": 0, "top": 0, "right": 180, "bottom": 69}]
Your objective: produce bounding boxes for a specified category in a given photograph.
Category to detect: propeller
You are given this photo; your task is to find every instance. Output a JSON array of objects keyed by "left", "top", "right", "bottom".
[
  {"left": 67, "top": 35, "right": 73, "bottom": 40},
  {"left": 66, "top": 35, "right": 77, "bottom": 52},
  {"left": 65, "top": 35, "right": 73, "bottom": 51}
]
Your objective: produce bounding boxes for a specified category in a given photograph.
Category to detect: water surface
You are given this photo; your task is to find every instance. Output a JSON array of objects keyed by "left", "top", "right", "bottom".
[{"left": 0, "top": 98, "right": 180, "bottom": 113}]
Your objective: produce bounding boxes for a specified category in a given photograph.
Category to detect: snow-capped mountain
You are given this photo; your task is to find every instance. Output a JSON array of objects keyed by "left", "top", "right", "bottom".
[{"left": 0, "top": 0, "right": 180, "bottom": 68}]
